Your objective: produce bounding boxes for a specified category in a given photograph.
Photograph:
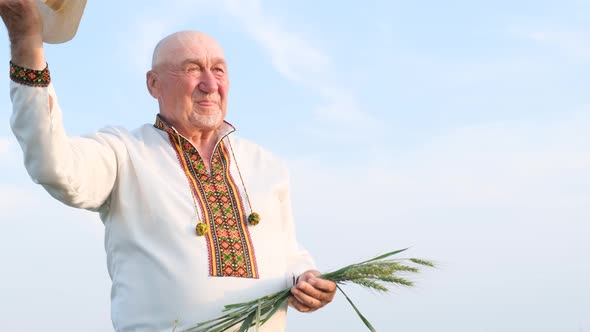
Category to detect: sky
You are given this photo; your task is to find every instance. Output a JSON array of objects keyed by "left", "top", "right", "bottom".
[{"left": 1, "top": 0, "right": 589, "bottom": 331}]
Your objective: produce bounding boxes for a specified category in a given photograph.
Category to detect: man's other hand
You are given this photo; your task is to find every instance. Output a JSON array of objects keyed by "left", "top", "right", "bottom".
[{"left": 289, "top": 270, "right": 337, "bottom": 313}]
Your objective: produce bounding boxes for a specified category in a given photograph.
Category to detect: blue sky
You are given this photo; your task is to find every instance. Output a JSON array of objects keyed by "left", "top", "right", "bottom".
[{"left": 1, "top": 0, "right": 589, "bottom": 331}]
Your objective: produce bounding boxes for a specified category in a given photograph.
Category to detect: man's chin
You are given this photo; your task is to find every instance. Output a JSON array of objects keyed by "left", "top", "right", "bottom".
[{"left": 190, "top": 113, "right": 225, "bottom": 131}]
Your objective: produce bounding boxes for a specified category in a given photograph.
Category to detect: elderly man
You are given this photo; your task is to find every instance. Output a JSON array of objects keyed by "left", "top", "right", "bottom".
[{"left": 1, "top": 0, "right": 336, "bottom": 331}]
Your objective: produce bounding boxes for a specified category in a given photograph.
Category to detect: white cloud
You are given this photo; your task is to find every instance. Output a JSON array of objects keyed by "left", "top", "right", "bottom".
[
  {"left": 121, "top": 17, "right": 177, "bottom": 72},
  {"left": 308, "top": 89, "right": 382, "bottom": 141},
  {"left": 287, "top": 107, "right": 590, "bottom": 254},
  {"left": 0, "top": 143, "right": 110, "bottom": 331},
  {"left": 285, "top": 107, "right": 590, "bottom": 331},
  {"left": 217, "top": 0, "right": 382, "bottom": 139},
  {"left": 116, "top": 0, "right": 214, "bottom": 73},
  {"left": 516, "top": 26, "right": 590, "bottom": 62},
  {"left": 0, "top": 136, "right": 10, "bottom": 157},
  {"left": 220, "top": 0, "right": 331, "bottom": 84},
  {"left": 311, "top": 110, "right": 588, "bottom": 202},
  {"left": 120, "top": 0, "right": 381, "bottom": 138}
]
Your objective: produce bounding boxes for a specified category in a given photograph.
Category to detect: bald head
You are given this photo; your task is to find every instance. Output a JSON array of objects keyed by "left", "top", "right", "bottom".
[
  {"left": 151, "top": 31, "right": 225, "bottom": 69},
  {"left": 146, "top": 30, "right": 230, "bottom": 137}
]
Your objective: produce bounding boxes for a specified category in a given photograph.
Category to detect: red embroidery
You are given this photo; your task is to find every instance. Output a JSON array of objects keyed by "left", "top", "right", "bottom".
[
  {"left": 155, "top": 116, "right": 259, "bottom": 279},
  {"left": 9, "top": 61, "right": 51, "bottom": 87}
]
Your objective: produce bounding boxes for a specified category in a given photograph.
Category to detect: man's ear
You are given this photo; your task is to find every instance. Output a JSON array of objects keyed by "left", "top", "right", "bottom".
[{"left": 146, "top": 70, "right": 159, "bottom": 99}]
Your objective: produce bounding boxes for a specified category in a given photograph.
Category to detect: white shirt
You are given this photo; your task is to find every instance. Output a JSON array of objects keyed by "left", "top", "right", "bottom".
[{"left": 10, "top": 82, "right": 315, "bottom": 332}]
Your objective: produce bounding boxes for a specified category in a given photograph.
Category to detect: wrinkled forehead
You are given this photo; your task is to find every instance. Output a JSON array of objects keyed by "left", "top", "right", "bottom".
[{"left": 152, "top": 32, "right": 225, "bottom": 68}]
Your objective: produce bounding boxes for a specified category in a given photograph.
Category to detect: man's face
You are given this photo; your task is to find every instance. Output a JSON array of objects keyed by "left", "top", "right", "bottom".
[{"left": 149, "top": 33, "right": 229, "bottom": 133}]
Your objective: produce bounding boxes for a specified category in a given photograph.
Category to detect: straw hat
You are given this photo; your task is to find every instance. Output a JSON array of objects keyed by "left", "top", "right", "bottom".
[{"left": 36, "top": 0, "right": 88, "bottom": 44}]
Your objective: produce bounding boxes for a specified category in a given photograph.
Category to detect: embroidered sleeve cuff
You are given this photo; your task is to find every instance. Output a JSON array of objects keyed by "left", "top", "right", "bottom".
[{"left": 9, "top": 61, "right": 51, "bottom": 87}]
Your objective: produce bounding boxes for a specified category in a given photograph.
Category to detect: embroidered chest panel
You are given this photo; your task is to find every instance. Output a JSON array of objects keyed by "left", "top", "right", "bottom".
[{"left": 156, "top": 118, "right": 259, "bottom": 279}]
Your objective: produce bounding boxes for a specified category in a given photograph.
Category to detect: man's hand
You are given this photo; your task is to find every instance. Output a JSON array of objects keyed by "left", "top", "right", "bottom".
[
  {"left": 0, "top": 0, "right": 45, "bottom": 69},
  {"left": 289, "top": 270, "right": 337, "bottom": 313}
]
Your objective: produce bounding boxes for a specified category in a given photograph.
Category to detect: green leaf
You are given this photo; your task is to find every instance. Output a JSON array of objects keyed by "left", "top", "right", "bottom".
[
  {"left": 321, "top": 248, "right": 410, "bottom": 281},
  {"left": 337, "top": 285, "right": 377, "bottom": 332},
  {"left": 362, "top": 248, "right": 409, "bottom": 264},
  {"left": 256, "top": 299, "right": 262, "bottom": 331},
  {"left": 183, "top": 248, "right": 434, "bottom": 331},
  {"left": 409, "top": 258, "right": 435, "bottom": 267},
  {"left": 238, "top": 312, "right": 256, "bottom": 332},
  {"left": 260, "top": 296, "right": 289, "bottom": 324}
]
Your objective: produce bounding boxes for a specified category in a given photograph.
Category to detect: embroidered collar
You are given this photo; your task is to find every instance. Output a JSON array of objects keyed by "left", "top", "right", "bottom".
[
  {"left": 153, "top": 114, "right": 236, "bottom": 143},
  {"left": 152, "top": 113, "right": 259, "bottom": 279}
]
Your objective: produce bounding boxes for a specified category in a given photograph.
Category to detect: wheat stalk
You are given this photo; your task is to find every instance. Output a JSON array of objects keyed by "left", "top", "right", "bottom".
[{"left": 180, "top": 248, "right": 434, "bottom": 332}]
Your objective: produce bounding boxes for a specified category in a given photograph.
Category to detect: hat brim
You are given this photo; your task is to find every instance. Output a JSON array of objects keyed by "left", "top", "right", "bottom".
[{"left": 37, "top": 0, "right": 88, "bottom": 44}]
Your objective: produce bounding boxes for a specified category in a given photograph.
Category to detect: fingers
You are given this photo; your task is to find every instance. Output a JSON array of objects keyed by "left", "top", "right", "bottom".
[
  {"left": 289, "top": 276, "right": 337, "bottom": 313},
  {"left": 0, "top": 0, "right": 43, "bottom": 41},
  {"left": 291, "top": 281, "right": 323, "bottom": 311},
  {"left": 309, "top": 277, "right": 337, "bottom": 294},
  {"left": 288, "top": 294, "right": 314, "bottom": 313},
  {"left": 296, "top": 270, "right": 321, "bottom": 283}
]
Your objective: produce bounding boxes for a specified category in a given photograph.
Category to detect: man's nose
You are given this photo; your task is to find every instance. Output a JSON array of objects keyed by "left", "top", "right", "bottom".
[{"left": 198, "top": 70, "right": 219, "bottom": 93}]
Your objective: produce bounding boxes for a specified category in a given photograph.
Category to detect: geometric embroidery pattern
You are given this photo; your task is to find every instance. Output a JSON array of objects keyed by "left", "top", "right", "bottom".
[
  {"left": 155, "top": 115, "right": 259, "bottom": 278},
  {"left": 9, "top": 61, "right": 51, "bottom": 87}
]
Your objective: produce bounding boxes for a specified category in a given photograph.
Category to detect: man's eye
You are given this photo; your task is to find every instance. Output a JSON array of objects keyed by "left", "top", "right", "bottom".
[
  {"left": 213, "top": 67, "right": 225, "bottom": 73},
  {"left": 187, "top": 66, "right": 200, "bottom": 73}
]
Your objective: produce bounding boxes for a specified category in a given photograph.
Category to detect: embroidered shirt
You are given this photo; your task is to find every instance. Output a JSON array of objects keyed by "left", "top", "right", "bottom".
[{"left": 9, "top": 80, "right": 315, "bottom": 332}]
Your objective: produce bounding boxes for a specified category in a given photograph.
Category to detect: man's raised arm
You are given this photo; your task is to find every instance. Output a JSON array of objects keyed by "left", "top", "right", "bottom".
[{"left": 1, "top": 0, "right": 123, "bottom": 211}]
